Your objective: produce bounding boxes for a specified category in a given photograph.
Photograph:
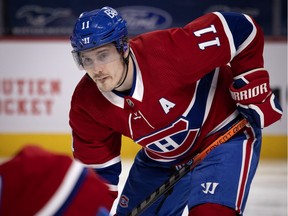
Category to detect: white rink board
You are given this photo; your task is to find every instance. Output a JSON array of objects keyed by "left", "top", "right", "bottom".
[
  {"left": 0, "top": 41, "right": 83, "bottom": 133},
  {"left": 0, "top": 41, "right": 286, "bottom": 134}
]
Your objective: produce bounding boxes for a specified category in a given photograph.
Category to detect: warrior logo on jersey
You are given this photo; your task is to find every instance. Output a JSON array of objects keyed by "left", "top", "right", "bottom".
[{"left": 136, "top": 118, "right": 199, "bottom": 159}]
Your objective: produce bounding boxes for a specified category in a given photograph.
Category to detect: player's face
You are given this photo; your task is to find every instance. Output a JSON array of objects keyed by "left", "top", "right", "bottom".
[{"left": 80, "top": 44, "right": 125, "bottom": 92}]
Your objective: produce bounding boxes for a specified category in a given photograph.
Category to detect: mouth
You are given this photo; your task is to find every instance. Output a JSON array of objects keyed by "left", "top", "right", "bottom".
[{"left": 95, "top": 75, "right": 109, "bottom": 83}]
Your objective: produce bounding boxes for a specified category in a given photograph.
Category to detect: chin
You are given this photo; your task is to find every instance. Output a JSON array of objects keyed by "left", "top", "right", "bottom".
[{"left": 97, "top": 84, "right": 114, "bottom": 92}]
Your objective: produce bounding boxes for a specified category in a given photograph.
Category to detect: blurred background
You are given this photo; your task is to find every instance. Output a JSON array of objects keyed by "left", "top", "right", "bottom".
[
  {"left": 0, "top": 1, "right": 287, "bottom": 215},
  {"left": 0, "top": 0, "right": 287, "bottom": 160}
]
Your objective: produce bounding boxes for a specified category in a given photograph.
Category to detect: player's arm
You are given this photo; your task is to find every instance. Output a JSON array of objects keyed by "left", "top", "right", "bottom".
[
  {"left": 69, "top": 104, "right": 121, "bottom": 210},
  {"left": 182, "top": 12, "right": 282, "bottom": 127},
  {"left": 214, "top": 12, "right": 283, "bottom": 127}
]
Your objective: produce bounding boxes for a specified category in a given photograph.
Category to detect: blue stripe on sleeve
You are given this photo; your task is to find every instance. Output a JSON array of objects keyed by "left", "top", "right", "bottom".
[
  {"left": 221, "top": 12, "right": 254, "bottom": 50},
  {"left": 95, "top": 161, "right": 122, "bottom": 186}
]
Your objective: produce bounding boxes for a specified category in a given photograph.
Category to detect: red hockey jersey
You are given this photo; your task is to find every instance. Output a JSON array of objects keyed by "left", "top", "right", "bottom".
[{"left": 69, "top": 12, "right": 274, "bottom": 204}]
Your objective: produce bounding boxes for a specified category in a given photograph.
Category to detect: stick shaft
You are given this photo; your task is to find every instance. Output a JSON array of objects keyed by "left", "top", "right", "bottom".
[{"left": 128, "top": 118, "right": 248, "bottom": 216}]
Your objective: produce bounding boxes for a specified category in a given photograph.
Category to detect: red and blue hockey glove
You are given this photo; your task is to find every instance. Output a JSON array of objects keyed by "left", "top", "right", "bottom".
[{"left": 230, "top": 69, "right": 282, "bottom": 128}]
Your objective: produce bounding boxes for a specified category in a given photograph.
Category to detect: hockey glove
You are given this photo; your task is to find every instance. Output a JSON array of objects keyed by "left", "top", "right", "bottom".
[{"left": 230, "top": 69, "right": 282, "bottom": 128}]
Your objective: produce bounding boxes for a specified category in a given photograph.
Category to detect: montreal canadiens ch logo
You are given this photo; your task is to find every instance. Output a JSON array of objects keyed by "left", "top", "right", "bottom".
[
  {"left": 136, "top": 118, "right": 199, "bottom": 159},
  {"left": 119, "top": 195, "right": 129, "bottom": 208}
]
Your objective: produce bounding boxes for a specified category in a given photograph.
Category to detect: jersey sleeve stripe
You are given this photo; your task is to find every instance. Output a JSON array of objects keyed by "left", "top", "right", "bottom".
[
  {"left": 107, "top": 183, "right": 118, "bottom": 192},
  {"left": 212, "top": 12, "right": 236, "bottom": 61},
  {"left": 235, "top": 15, "right": 257, "bottom": 56},
  {"left": 77, "top": 155, "right": 121, "bottom": 169},
  {"left": 202, "top": 68, "right": 219, "bottom": 124}
]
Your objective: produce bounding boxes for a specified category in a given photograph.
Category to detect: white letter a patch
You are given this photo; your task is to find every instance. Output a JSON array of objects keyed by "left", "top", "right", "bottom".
[{"left": 159, "top": 98, "right": 175, "bottom": 114}]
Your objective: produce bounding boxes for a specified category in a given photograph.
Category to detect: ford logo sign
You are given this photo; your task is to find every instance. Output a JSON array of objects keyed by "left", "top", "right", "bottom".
[{"left": 117, "top": 6, "right": 173, "bottom": 35}]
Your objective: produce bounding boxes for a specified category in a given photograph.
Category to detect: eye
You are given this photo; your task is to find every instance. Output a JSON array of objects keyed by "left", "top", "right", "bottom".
[
  {"left": 97, "top": 52, "right": 109, "bottom": 61},
  {"left": 81, "top": 57, "right": 93, "bottom": 66}
]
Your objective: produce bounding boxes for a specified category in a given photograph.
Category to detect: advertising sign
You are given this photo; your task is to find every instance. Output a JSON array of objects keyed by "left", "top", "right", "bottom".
[
  {"left": 0, "top": 41, "right": 83, "bottom": 132},
  {"left": 3, "top": 0, "right": 287, "bottom": 36}
]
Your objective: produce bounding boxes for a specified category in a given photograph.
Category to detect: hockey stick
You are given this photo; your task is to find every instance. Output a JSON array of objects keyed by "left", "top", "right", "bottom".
[{"left": 128, "top": 118, "right": 248, "bottom": 216}]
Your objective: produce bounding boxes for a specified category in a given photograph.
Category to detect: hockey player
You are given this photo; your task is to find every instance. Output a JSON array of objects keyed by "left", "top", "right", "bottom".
[
  {"left": 69, "top": 6, "right": 282, "bottom": 216},
  {"left": 0, "top": 145, "right": 110, "bottom": 216}
]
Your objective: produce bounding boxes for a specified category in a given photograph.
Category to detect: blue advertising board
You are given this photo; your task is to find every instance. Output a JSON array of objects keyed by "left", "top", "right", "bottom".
[{"left": 2, "top": 0, "right": 287, "bottom": 36}]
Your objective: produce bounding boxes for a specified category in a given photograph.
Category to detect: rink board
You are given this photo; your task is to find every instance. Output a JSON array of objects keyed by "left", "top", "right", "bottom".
[{"left": 0, "top": 41, "right": 287, "bottom": 160}]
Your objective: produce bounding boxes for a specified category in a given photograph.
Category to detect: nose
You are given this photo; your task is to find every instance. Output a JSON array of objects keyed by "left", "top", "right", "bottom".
[{"left": 91, "top": 63, "right": 104, "bottom": 74}]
